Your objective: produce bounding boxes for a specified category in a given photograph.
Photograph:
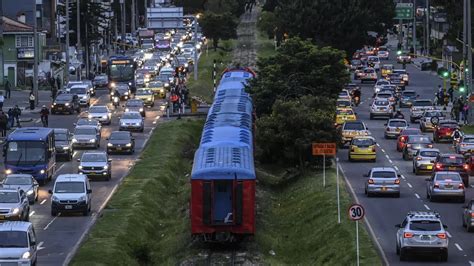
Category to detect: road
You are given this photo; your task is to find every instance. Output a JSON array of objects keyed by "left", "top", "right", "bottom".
[
  {"left": 1, "top": 88, "right": 166, "bottom": 265},
  {"left": 338, "top": 52, "right": 474, "bottom": 265}
]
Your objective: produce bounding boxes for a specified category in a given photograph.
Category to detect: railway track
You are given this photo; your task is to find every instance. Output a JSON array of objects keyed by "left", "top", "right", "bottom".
[
  {"left": 233, "top": 6, "right": 259, "bottom": 69},
  {"left": 205, "top": 247, "right": 247, "bottom": 265}
]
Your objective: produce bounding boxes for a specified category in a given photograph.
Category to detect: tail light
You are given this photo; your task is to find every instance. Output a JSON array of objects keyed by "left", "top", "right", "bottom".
[
  {"left": 394, "top": 179, "right": 400, "bottom": 184},
  {"left": 404, "top": 232, "right": 414, "bottom": 238},
  {"left": 416, "top": 157, "right": 422, "bottom": 161},
  {"left": 459, "top": 183, "right": 465, "bottom": 189},
  {"left": 436, "top": 233, "right": 447, "bottom": 239},
  {"left": 461, "top": 143, "right": 468, "bottom": 147},
  {"left": 368, "top": 179, "right": 374, "bottom": 184},
  {"left": 435, "top": 163, "right": 442, "bottom": 169},
  {"left": 434, "top": 182, "right": 440, "bottom": 188},
  {"left": 464, "top": 164, "right": 470, "bottom": 170},
  {"left": 401, "top": 136, "right": 406, "bottom": 142},
  {"left": 428, "top": 144, "right": 433, "bottom": 148},
  {"left": 470, "top": 212, "right": 474, "bottom": 218},
  {"left": 372, "top": 146, "right": 376, "bottom": 152}
]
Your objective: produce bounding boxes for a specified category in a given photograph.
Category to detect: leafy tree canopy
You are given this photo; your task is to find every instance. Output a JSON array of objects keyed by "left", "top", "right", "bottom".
[{"left": 199, "top": 12, "right": 238, "bottom": 50}]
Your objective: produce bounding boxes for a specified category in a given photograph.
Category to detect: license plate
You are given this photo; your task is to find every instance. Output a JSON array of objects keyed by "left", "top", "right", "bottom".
[
  {"left": 65, "top": 205, "right": 72, "bottom": 210},
  {"left": 421, "top": 235, "right": 430, "bottom": 241},
  {"left": 427, "top": 165, "right": 433, "bottom": 170},
  {"left": 116, "top": 147, "right": 122, "bottom": 151},
  {"left": 396, "top": 128, "right": 401, "bottom": 132},
  {"left": 381, "top": 186, "right": 387, "bottom": 191},
  {"left": 58, "top": 107, "right": 63, "bottom": 110},
  {"left": 90, "top": 172, "right": 96, "bottom": 175},
  {"left": 449, "top": 167, "right": 457, "bottom": 171}
]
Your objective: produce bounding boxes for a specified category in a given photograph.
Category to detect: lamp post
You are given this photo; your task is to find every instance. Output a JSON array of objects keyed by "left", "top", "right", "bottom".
[
  {"left": 76, "top": 0, "right": 81, "bottom": 80},
  {"left": 194, "top": 14, "right": 200, "bottom": 81},
  {"left": 120, "top": 0, "right": 125, "bottom": 51},
  {"left": 65, "top": 0, "right": 70, "bottom": 84},
  {"left": 33, "top": 2, "right": 39, "bottom": 106}
]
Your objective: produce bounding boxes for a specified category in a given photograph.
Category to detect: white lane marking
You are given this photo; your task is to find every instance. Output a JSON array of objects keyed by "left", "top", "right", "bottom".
[
  {"left": 388, "top": 159, "right": 393, "bottom": 163},
  {"left": 394, "top": 166, "right": 399, "bottom": 171},
  {"left": 407, "top": 183, "right": 413, "bottom": 188},
  {"left": 40, "top": 199, "right": 47, "bottom": 205},
  {"left": 381, "top": 148, "right": 385, "bottom": 153},
  {"left": 43, "top": 214, "right": 60, "bottom": 230},
  {"left": 56, "top": 163, "right": 66, "bottom": 175},
  {"left": 414, "top": 193, "right": 420, "bottom": 199},
  {"left": 401, "top": 175, "right": 406, "bottom": 179},
  {"left": 29, "top": 211, "right": 35, "bottom": 217},
  {"left": 376, "top": 143, "right": 380, "bottom": 147},
  {"left": 446, "top": 231, "right": 452, "bottom": 238},
  {"left": 385, "top": 155, "right": 390, "bottom": 159},
  {"left": 34, "top": 118, "right": 41, "bottom": 123},
  {"left": 469, "top": 261, "right": 474, "bottom": 266},
  {"left": 455, "top": 243, "right": 463, "bottom": 251},
  {"left": 37, "top": 241, "right": 45, "bottom": 251},
  {"left": 424, "top": 204, "right": 431, "bottom": 210}
]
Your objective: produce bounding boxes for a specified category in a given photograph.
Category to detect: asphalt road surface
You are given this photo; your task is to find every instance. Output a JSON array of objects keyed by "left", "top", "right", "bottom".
[
  {"left": 338, "top": 53, "right": 474, "bottom": 265},
  {"left": 0, "top": 88, "right": 166, "bottom": 265}
]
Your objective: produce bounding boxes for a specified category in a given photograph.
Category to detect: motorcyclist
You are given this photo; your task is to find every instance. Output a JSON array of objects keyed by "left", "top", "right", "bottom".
[
  {"left": 40, "top": 105, "right": 50, "bottom": 127},
  {"left": 453, "top": 128, "right": 462, "bottom": 139},
  {"left": 112, "top": 90, "right": 120, "bottom": 107},
  {"left": 393, "top": 110, "right": 405, "bottom": 119},
  {"left": 352, "top": 88, "right": 361, "bottom": 106}
]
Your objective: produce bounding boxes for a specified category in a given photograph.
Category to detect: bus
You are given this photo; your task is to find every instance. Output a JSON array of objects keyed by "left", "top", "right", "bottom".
[
  {"left": 3, "top": 127, "right": 56, "bottom": 184},
  {"left": 107, "top": 56, "right": 137, "bottom": 92}
]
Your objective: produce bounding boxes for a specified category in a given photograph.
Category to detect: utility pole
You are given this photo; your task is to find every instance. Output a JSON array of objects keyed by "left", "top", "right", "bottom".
[
  {"left": 76, "top": 0, "right": 81, "bottom": 80},
  {"left": 0, "top": 0, "right": 4, "bottom": 86},
  {"left": 426, "top": 0, "right": 430, "bottom": 56},
  {"left": 467, "top": 0, "right": 472, "bottom": 93},
  {"left": 144, "top": 0, "right": 148, "bottom": 28},
  {"left": 33, "top": 1, "right": 39, "bottom": 106},
  {"left": 131, "top": 0, "right": 136, "bottom": 34},
  {"left": 398, "top": 19, "right": 403, "bottom": 50},
  {"left": 66, "top": 0, "right": 70, "bottom": 84},
  {"left": 412, "top": 0, "right": 416, "bottom": 55},
  {"left": 194, "top": 15, "right": 199, "bottom": 80},
  {"left": 120, "top": 0, "right": 125, "bottom": 51}
]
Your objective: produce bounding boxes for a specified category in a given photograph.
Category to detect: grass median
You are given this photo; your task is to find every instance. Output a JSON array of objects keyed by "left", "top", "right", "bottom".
[
  {"left": 255, "top": 166, "right": 382, "bottom": 265},
  {"left": 72, "top": 119, "right": 203, "bottom": 265}
]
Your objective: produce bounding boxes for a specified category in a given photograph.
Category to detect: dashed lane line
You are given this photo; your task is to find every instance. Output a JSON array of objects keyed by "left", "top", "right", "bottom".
[
  {"left": 455, "top": 243, "right": 463, "bottom": 251},
  {"left": 376, "top": 143, "right": 381, "bottom": 147},
  {"left": 424, "top": 204, "right": 431, "bottom": 210},
  {"left": 43, "top": 214, "right": 60, "bottom": 230},
  {"left": 447, "top": 231, "right": 452, "bottom": 238},
  {"left": 414, "top": 193, "right": 420, "bottom": 199},
  {"left": 381, "top": 148, "right": 385, "bottom": 153},
  {"left": 40, "top": 199, "right": 47, "bottom": 205},
  {"left": 385, "top": 155, "right": 390, "bottom": 159},
  {"left": 29, "top": 211, "right": 35, "bottom": 217},
  {"left": 394, "top": 166, "right": 399, "bottom": 171},
  {"left": 407, "top": 183, "right": 413, "bottom": 188},
  {"left": 401, "top": 175, "right": 406, "bottom": 180}
]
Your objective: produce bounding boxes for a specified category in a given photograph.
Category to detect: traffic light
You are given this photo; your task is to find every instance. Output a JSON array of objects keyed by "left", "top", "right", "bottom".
[
  {"left": 442, "top": 71, "right": 449, "bottom": 78},
  {"left": 459, "top": 86, "right": 466, "bottom": 92}
]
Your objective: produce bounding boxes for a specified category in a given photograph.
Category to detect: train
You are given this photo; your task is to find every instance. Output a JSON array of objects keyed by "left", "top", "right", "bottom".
[{"left": 190, "top": 67, "right": 256, "bottom": 242}]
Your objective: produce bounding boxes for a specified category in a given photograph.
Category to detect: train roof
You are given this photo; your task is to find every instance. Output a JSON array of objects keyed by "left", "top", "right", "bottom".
[
  {"left": 214, "top": 87, "right": 250, "bottom": 100},
  {"left": 209, "top": 96, "right": 253, "bottom": 115},
  {"left": 216, "top": 81, "right": 247, "bottom": 91},
  {"left": 204, "top": 113, "right": 252, "bottom": 130},
  {"left": 191, "top": 146, "right": 255, "bottom": 180},
  {"left": 200, "top": 126, "right": 252, "bottom": 148}
]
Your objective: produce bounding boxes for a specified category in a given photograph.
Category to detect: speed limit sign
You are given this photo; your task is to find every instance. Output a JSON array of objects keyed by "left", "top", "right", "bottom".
[{"left": 348, "top": 204, "right": 365, "bottom": 221}]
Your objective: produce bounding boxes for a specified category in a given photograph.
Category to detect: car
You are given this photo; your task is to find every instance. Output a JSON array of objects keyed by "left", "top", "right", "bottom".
[
  {"left": 360, "top": 67, "right": 377, "bottom": 83},
  {"left": 395, "top": 211, "right": 448, "bottom": 261},
  {"left": 402, "top": 135, "right": 433, "bottom": 160},
  {"left": 72, "top": 126, "right": 100, "bottom": 149},
  {"left": 455, "top": 134, "right": 474, "bottom": 154},
  {"left": 1, "top": 175, "right": 38, "bottom": 204},
  {"left": 364, "top": 167, "right": 400, "bottom": 197},
  {"left": 147, "top": 81, "right": 167, "bottom": 99},
  {"left": 154, "top": 73, "right": 173, "bottom": 88},
  {"left": 107, "top": 131, "right": 135, "bottom": 154},
  {"left": 0, "top": 221, "right": 38, "bottom": 265},
  {"left": 397, "top": 128, "right": 423, "bottom": 152},
  {"left": 135, "top": 73, "right": 146, "bottom": 87},
  {"left": 375, "top": 91, "right": 396, "bottom": 106},
  {"left": 434, "top": 154, "right": 470, "bottom": 186},
  {"left": 384, "top": 119, "right": 408, "bottom": 139},
  {"left": 336, "top": 98, "right": 352, "bottom": 108},
  {"left": 111, "top": 84, "right": 132, "bottom": 101},
  {"left": 386, "top": 73, "right": 406, "bottom": 88},
  {"left": 350, "top": 59, "right": 363, "bottom": 71},
  {"left": 419, "top": 109, "right": 446, "bottom": 132},
  {"left": 135, "top": 88, "right": 155, "bottom": 107},
  {"left": 374, "top": 79, "right": 391, "bottom": 94},
  {"left": 348, "top": 136, "right": 376, "bottom": 162},
  {"left": 426, "top": 171, "right": 465, "bottom": 202},
  {"left": 396, "top": 53, "right": 412, "bottom": 64},
  {"left": 75, "top": 118, "right": 102, "bottom": 132},
  {"left": 49, "top": 174, "right": 92, "bottom": 216},
  {"left": 78, "top": 152, "right": 112, "bottom": 181},
  {"left": 413, "top": 148, "right": 440, "bottom": 175},
  {"left": 51, "top": 93, "right": 81, "bottom": 114},
  {"left": 54, "top": 128, "right": 73, "bottom": 161},
  {"left": 93, "top": 74, "right": 108, "bottom": 88},
  {"left": 125, "top": 99, "right": 146, "bottom": 117},
  {"left": 69, "top": 85, "right": 91, "bottom": 106},
  {"left": 377, "top": 50, "right": 389, "bottom": 60},
  {"left": 338, "top": 89, "right": 351, "bottom": 100},
  {"left": 0, "top": 189, "right": 30, "bottom": 221},
  {"left": 87, "top": 105, "right": 112, "bottom": 125},
  {"left": 335, "top": 108, "right": 357, "bottom": 126},
  {"left": 353, "top": 67, "right": 365, "bottom": 80},
  {"left": 381, "top": 64, "right": 394, "bottom": 77},
  {"left": 393, "top": 69, "right": 409, "bottom": 85},
  {"left": 462, "top": 199, "right": 474, "bottom": 232},
  {"left": 367, "top": 56, "right": 381, "bottom": 70},
  {"left": 399, "top": 90, "right": 417, "bottom": 108},
  {"left": 340, "top": 121, "right": 370, "bottom": 146},
  {"left": 119, "top": 111, "right": 144, "bottom": 132},
  {"left": 370, "top": 99, "right": 393, "bottom": 119},
  {"left": 410, "top": 99, "right": 434, "bottom": 123},
  {"left": 433, "top": 120, "right": 459, "bottom": 143}
]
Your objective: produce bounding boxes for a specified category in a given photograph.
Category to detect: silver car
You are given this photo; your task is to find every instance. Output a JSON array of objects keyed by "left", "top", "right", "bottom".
[
  {"left": 0, "top": 222, "right": 38, "bottom": 265},
  {"left": 412, "top": 148, "right": 440, "bottom": 175},
  {"left": 364, "top": 167, "right": 400, "bottom": 197},
  {"left": 72, "top": 126, "right": 100, "bottom": 149},
  {"left": 1, "top": 175, "right": 39, "bottom": 204},
  {"left": 87, "top": 105, "right": 112, "bottom": 125},
  {"left": 69, "top": 85, "right": 91, "bottom": 106},
  {"left": 402, "top": 135, "right": 433, "bottom": 160},
  {"left": 410, "top": 99, "right": 434, "bottom": 123},
  {"left": 75, "top": 118, "right": 102, "bottom": 132},
  {"left": 0, "top": 189, "right": 30, "bottom": 221},
  {"left": 374, "top": 79, "right": 391, "bottom": 94},
  {"left": 462, "top": 199, "right": 474, "bottom": 232},
  {"left": 370, "top": 99, "right": 393, "bottom": 119},
  {"left": 78, "top": 152, "right": 112, "bottom": 181},
  {"left": 396, "top": 211, "right": 448, "bottom": 261},
  {"left": 419, "top": 109, "right": 446, "bottom": 132},
  {"left": 384, "top": 119, "right": 408, "bottom": 139},
  {"left": 426, "top": 171, "right": 465, "bottom": 202},
  {"left": 119, "top": 111, "right": 144, "bottom": 132},
  {"left": 455, "top": 134, "right": 474, "bottom": 154}
]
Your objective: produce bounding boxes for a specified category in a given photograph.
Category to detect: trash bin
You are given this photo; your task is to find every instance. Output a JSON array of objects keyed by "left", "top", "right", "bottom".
[{"left": 191, "top": 99, "right": 198, "bottom": 113}]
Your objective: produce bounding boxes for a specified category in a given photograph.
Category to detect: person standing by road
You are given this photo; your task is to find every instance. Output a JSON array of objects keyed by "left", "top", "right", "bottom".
[
  {"left": 4, "top": 78, "right": 11, "bottom": 99},
  {"left": 463, "top": 102, "right": 470, "bottom": 125},
  {"left": 448, "top": 86, "right": 454, "bottom": 102},
  {"left": 29, "top": 92, "right": 35, "bottom": 110},
  {"left": 12, "top": 105, "right": 21, "bottom": 128},
  {"left": 0, "top": 91, "right": 5, "bottom": 110},
  {"left": 40, "top": 105, "right": 50, "bottom": 127},
  {"left": 0, "top": 111, "right": 7, "bottom": 137},
  {"left": 7, "top": 108, "right": 14, "bottom": 129}
]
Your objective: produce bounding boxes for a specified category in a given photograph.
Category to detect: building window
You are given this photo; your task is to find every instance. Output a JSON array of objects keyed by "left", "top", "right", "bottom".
[{"left": 15, "top": 35, "right": 33, "bottom": 48}]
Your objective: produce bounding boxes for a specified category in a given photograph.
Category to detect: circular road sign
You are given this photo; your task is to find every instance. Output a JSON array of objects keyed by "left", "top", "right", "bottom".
[{"left": 348, "top": 204, "right": 365, "bottom": 221}]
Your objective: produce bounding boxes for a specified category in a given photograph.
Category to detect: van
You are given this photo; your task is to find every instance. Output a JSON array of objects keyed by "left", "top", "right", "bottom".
[
  {"left": 0, "top": 221, "right": 37, "bottom": 265},
  {"left": 48, "top": 174, "right": 92, "bottom": 216}
]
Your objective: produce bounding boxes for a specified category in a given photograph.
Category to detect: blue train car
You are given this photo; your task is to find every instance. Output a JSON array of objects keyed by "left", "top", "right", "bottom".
[
  {"left": 204, "top": 113, "right": 252, "bottom": 131},
  {"left": 219, "top": 67, "right": 256, "bottom": 85},
  {"left": 208, "top": 96, "right": 253, "bottom": 118},
  {"left": 200, "top": 126, "right": 253, "bottom": 149}
]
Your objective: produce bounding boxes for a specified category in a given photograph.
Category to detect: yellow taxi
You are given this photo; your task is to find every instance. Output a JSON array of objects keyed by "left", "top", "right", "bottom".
[
  {"left": 147, "top": 80, "right": 166, "bottom": 99},
  {"left": 335, "top": 108, "right": 357, "bottom": 126},
  {"left": 381, "top": 64, "right": 394, "bottom": 77},
  {"left": 341, "top": 120, "right": 370, "bottom": 146},
  {"left": 336, "top": 98, "right": 352, "bottom": 108},
  {"left": 349, "top": 136, "right": 377, "bottom": 162}
]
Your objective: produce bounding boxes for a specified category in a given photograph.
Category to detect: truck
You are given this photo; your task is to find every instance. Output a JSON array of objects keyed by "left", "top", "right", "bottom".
[{"left": 138, "top": 29, "right": 155, "bottom": 49}]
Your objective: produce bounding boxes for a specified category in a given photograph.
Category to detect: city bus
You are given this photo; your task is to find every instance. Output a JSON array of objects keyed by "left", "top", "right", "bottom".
[
  {"left": 3, "top": 127, "right": 56, "bottom": 184},
  {"left": 107, "top": 56, "right": 137, "bottom": 92}
]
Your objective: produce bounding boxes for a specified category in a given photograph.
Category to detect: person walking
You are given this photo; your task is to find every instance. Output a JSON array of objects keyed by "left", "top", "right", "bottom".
[
  {"left": 463, "top": 102, "right": 470, "bottom": 125},
  {"left": 0, "top": 91, "right": 5, "bottom": 110},
  {"left": 40, "top": 105, "right": 49, "bottom": 127},
  {"left": 7, "top": 108, "right": 14, "bottom": 129},
  {"left": 0, "top": 111, "right": 7, "bottom": 137},
  {"left": 4, "top": 78, "right": 11, "bottom": 99},
  {"left": 448, "top": 86, "right": 454, "bottom": 102},
  {"left": 12, "top": 105, "right": 21, "bottom": 128},
  {"left": 453, "top": 99, "right": 460, "bottom": 121},
  {"left": 29, "top": 92, "right": 35, "bottom": 110}
]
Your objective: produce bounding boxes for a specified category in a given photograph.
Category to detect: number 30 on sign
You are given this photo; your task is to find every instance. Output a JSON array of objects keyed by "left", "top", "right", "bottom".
[{"left": 348, "top": 204, "right": 365, "bottom": 221}]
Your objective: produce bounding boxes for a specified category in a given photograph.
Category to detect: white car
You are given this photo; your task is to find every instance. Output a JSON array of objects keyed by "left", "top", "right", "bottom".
[
  {"left": 69, "top": 85, "right": 90, "bottom": 106},
  {"left": 374, "top": 79, "right": 391, "bottom": 94},
  {"left": 49, "top": 174, "right": 92, "bottom": 216},
  {"left": 87, "top": 105, "right": 112, "bottom": 125},
  {"left": 410, "top": 99, "right": 434, "bottom": 123},
  {"left": 367, "top": 56, "right": 381, "bottom": 71},
  {"left": 412, "top": 148, "right": 440, "bottom": 175},
  {"left": 370, "top": 99, "right": 393, "bottom": 119},
  {"left": 119, "top": 111, "right": 144, "bottom": 132},
  {"left": 384, "top": 119, "right": 408, "bottom": 139},
  {"left": 419, "top": 110, "right": 446, "bottom": 132},
  {"left": 455, "top": 134, "right": 474, "bottom": 154},
  {"left": 377, "top": 50, "right": 389, "bottom": 60}
]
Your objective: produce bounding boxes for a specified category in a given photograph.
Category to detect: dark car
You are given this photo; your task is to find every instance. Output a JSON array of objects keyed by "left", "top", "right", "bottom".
[
  {"left": 51, "top": 93, "right": 81, "bottom": 114},
  {"left": 107, "top": 131, "right": 135, "bottom": 154},
  {"left": 54, "top": 128, "right": 73, "bottom": 161},
  {"left": 125, "top": 99, "right": 146, "bottom": 117},
  {"left": 402, "top": 135, "right": 433, "bottom": 160},
  {"left": 111, "top": 84, "right": 132, "bottom": 101},
  {"left": 433, "top": 154, "right": 470, "bottom": 186},
  {"left": 462, "top": 199, "right": 474, "bottom": 232},
  {"left": 399, "top": 90, "right": 417, "bottom": 108},
  {"left": 433, "top": 120, "right": 460, "bottom": 143},
  {"left": 93, "top": 75, "right": 108, "bottom": 88}
]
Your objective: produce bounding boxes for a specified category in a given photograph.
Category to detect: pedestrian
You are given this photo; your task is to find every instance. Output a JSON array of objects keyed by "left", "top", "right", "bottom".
[
  {"left": 4, "top": 78, "right": 11, "bottom": 99},
  {"left": 0, "top": 111, "right": 7, "bottom": 137},
  {"left": 40, "top": 105, "right": 49, "bottom": 127},
  {"left": 0, "top": 91, "right": 4, "bottom": 110},
  {"left": 7, "top": 108, "right": 14, "bottom": 129},
  {"left": 453, "top": 100, "right": 460, "bottom": 121},
  {"left": 29, "top": 92, "right": 35, "bottom": 110},
  {"left": 448, "top": 86, "right": 454, "bottom": 102},
  {"left": 12, "top": 105, "right": 21, "bottom": 128},
  {"left": 463, "top": 102, "right": 470, "bottom": 124},
  {"left": 56, "top": 76, "right": 61, "bottom": 91},
  {"left": 458, "top": 97, "right": 465, "bottom": 122}
]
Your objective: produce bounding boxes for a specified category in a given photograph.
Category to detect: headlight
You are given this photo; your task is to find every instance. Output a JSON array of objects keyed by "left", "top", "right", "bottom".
[
  {"left": 89, "top": 139, "right": 96, "bottom": 143},
  {"left": 65, "top": 103, "right": 70, "bottom": 106},
  {"left": 88, "top": 114, "right": 92, "bottom": 119},
  {"left": 103, "top": 165, "right": 108, "bottom": 170},
  {"left": 125, "top": 91, "right": 129, "bottom": 95},
  {"left": 128, "top": 82, "right": 132, "bottom": 86},
  {"left": 11, "top": 208, "right": 20, "bottom": 215},
  {"left": 184, "top": 63, "right": 189, "bottom": 68},
  {"left": 107, "top": 143, "right": 113, "bottom": 147},
  {"left": 78, "top": 195, "right": 86, "bottom": 202},
  {"left": 22, "top": 251, "right": 31, "bottom": 259},
  {"left": 78, "top": 165, "right": 83, "bottom": 169},
  {"left": 139, "top": 108, "right": 143, "bottom": 112},
  {"left": 121, "top": 122, "right": 127, "bottom": 126},
  {"left": 126, "top": 143, "right": 132, "bottom": 147},
  {"left": 102, "top": 115, "right": 107, "bottom": 119},
  {"left": 125, "top": 108, "right": 130, "bottom": 112},
  {"left": 111, "top": 82, "right": 116, "bottom": 88},
  {"left": 26, "top": 190, "right": 34, "bottom": 195},
  {"left": 53, "top": 103, "right": 57, "bottom": 106},
  {"left": 72, "top": 138, "right": 77, "bottom": 143},
  {"left": 40, "top": 169, "right": 45, "bottom": 174},
  {"left": 165, "top": 83, "right": 169, "bottom": 87},
  {"left": 52, "top": 195, "right": 59, "bottom": 202},
  {"left": 5, "top": 169, "right": 12, "bottom": 174},
  {"left": 160, "top": 88, "right": 164, "bottom": 93}
]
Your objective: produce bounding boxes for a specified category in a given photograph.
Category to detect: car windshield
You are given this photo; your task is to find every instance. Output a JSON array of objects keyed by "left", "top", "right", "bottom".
[
  {"left": 377, "top": 81, "right": 390, "bottom": 85},
  {"left": 0, "top": 231, "right": 28, "bottom": 248},
  {"left": 126, "top": 100, "right": 143, "bottom": 107},
  {"left": 377, "top": 94, "right": 391, "bottom": 98},
  {"left": 110, "top": 132, "right": 130, "bottom": 140},
  {"left": 409, "top": 220, "right": 441, "bottom": 231},
  {"left": 56, "top": 94, "right": 72, "bottom": 101},
  {"left": 414, "top": 100, "right": 432, "bottom": 106},
  {"left": 389, "top": 74, "right": 400, "bottom": 79},
  {"left": 75, "top": 128, "right": 96, "bottom": 135},
  {"left": 337, "top": 100, "right": 351, "bottom": 106},
  {"left": 420, "top": 151, "right": 439, "bottom": 157},
  {"left": 372, "top": 171, "right": 396, "bottom": 178},
  {"left": 351, "top": 60, "right": 361, "bottom": 65},
  {"left": 408, "top": 136, "right": 431, "bottom": 144},
  {"left": 440, "top": 123, "right": 458, "bottom": 128},
  {"left": 89, "top": 106, "right": 107, "bottom": 113},
  {"left": 463, "top": 138, "right": 474, "bottom": 143},
  {"left": 402, "top": 129, "right": 421, "bottom": 135},
  {"left": 77, "top": 119, "right": 97, "bottom": 126},
  {"left": 364, "top": 69, "right": 375, "bottom": 73},
  {"left": 5, "top": 141, "right": 46, "bottom": 166},
  {"left": 136, "top": 90, "right": 152, "bottom": 95},
  {"left": 54, "top": 181, "right": 85, "bottom": 193},
  {"left": 54, "top": 133, "right": 68, "bottom": 141},
  {"left": 122, "top": 113, "right": 142, "bottom": 119},
  {"left": 149, "top": 82, "right": 163, "bottom": 87},
  {"left": 403, "top": 91, "right": 416, "bottom": 97},
  {"left": 435, "top": 173, "right": 462, "bottom": 181},
  {"left": 393, "top": 70, "right": 407, "bottom": 74},
  {"left": 4, "top": 176, "right": 33, "bottom": 185},
  {"left": 439, "top": 156, "right": 464, "bottom": 164},
  {"left": 70, "top": 87, "right": 87, "bottom": 94},
  {"left": 344, "top": 123, "right": 365, "bottom": 130},
  {"left": 82, "top": 153, "right": 107, "bottom": 162},
  {"left": 94, "top": 76, "right": 107, "bottom": 81},
  {"left": 424, "top": 111, "right": 443, "bottom": 117},
  {"left": 336, "top": 109, "right": 354, "bottom": 115},
  {"left": 352, "top": 138, "right": 374, "bottom": 146},
  {"left": 0, "top": 191, "right": 19, "bottom": 203},
  {"left": 389, "top": 121, "right": 407, "bottom": 127}
]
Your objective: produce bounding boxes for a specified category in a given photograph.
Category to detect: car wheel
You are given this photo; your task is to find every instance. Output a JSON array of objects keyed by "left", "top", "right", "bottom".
[
  {"left": 83, "top": 207, "right": 89, "bottom": 216},
  {"left": 460, "top": 196, "right": 466, "bottom": 203},
  {"left": 140, "top": 127, "right": 144, "bottom": 132},
  {"left": 440, "top": 251, "right": 448, "bottom": 262},
  {"left": 396, "top": 243, "right": 400, "bottom": 255},
  {"left": 467, "top": 224, "right": 472, "bottom": 232},
  {"left": 370, "top": 114, "right": 373, "bottom": 120},
  {"left": 51, "top": 209, "right": 57, "bottom": 216},
  {"left": 399, "top": 249, "right": 407, "bottom": 261},
  {"left": 402, "top": 152, "right": 407, "bottom": 160},
  {"left": 410, "top": 118, "right": 415, "bottom": 123},
  {"left": 29, "top": 200, "right": 35, "bottom": 205},
  {"left": 69, "top": 152, "right": 73, "bottom": 161}
]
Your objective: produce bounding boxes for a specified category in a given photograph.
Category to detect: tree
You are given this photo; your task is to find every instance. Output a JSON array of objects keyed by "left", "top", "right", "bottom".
[
  {"left": 257, "top": 11, "right": 277, "bottom": 39},
  {"left": 199, "top": 12, "right": 238, "bottom": 50},
  {"left": 248, "top": 37, "right": 349, "bottom": 116}
]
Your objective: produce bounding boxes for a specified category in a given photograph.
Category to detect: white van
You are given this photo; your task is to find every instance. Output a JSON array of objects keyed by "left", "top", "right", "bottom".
[
  {"left": 49, "top": 174, "right": 92, "bottom": 216},
  {"left": 0, "top": 221, "right": 38, "bottom": 265}
]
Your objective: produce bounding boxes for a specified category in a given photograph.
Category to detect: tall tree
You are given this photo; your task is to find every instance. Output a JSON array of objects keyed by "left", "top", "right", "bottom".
[{"left": 199, "top": 12, "right": 238, "bottom": 50}]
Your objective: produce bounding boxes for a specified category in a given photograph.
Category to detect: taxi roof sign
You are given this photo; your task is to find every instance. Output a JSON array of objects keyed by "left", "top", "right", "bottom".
[{"left": 312, "top": 143, "right": 337, "bottom": 156}]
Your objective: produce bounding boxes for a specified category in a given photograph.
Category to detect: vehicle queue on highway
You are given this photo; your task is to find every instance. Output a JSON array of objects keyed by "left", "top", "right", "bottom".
[
  {"left": 340, "top": 45, "right": 474, "bottom": 263},
  {"left": 0, "top": 26, "right": 203, "bottom": 265}
]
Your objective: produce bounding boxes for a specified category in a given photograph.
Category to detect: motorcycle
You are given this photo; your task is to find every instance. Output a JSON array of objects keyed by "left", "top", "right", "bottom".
[
  {"left": 354, "top": 96, "right": 360, "bottom": 107},
  {"left": 113, "top": 96, "right": 120, "bottom": 108}
]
